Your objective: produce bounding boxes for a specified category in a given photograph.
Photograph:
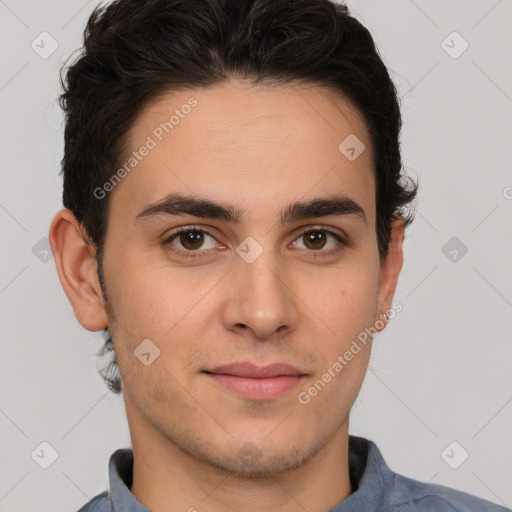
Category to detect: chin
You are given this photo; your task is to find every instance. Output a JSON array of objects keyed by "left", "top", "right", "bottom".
[{"left": 205, "top": 446, "right": 310, "bottom": 478}]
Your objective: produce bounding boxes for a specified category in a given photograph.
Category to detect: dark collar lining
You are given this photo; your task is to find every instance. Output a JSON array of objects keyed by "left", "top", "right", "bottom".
[
  {"left": 348, "top": 435, "right": 369, "bottom": 492},
  {"left": 116, "top": 449, "right": 134, "bottom": 489}
]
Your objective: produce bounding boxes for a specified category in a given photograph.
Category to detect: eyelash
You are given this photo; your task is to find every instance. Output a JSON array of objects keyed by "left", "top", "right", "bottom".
[{"left": 162, "top": 225, "right": 348, "bottom": 259}]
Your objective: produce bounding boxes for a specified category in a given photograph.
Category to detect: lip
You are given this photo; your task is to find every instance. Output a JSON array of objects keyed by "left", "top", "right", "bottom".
[
  {"left": 206, "top": 362, "right": 305, "bottom": 378},
  {"left": 203, "top": 362, "right": 307, "bottom": 400}
]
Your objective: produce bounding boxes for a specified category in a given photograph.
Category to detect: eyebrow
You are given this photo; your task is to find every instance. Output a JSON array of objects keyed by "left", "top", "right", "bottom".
[{"left": 133, "top": 192, "right": 367, "bottom": 225}]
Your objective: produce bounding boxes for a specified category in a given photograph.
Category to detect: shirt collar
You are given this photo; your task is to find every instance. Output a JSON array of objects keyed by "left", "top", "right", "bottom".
[
  {"left": 107, "top": 435, "right": 391, "bottom": 511},
  {"left": 332, "top": 435, "right": 392, "bottom": 511},
  {"left": 109, "top": 449, "right": 149, "bottom": 512}
]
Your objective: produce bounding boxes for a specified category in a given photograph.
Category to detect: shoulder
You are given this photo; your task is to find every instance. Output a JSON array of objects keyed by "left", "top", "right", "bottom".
[
  {"left": 390, "top": 473, "right": 510, "bottom": 512},
  {"left": 355, "top": 437, "right": 509, "bottom": 512},
  {"left": 76, "top": 490, "right": 112, "bottom": 512}
]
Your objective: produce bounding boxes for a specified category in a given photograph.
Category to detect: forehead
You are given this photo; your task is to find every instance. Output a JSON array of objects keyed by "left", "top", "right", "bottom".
[{"left": 113, "top": 80, "right": 376, "bottom": 224}]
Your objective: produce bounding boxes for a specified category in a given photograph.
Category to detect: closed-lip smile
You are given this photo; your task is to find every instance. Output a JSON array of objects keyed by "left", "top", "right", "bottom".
[{"left": 203, "top": 362, "right": 307, "bottom": 400}]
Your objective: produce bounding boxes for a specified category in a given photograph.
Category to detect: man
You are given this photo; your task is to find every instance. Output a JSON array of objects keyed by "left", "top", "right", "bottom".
[{"left": 48, "top": 0, "right": 508, "bottom": 510}]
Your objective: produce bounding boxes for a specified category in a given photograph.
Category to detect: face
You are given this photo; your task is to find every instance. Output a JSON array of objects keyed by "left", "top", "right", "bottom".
[{"left": 57, "top": 80, "right": 403, "bottom": 477}]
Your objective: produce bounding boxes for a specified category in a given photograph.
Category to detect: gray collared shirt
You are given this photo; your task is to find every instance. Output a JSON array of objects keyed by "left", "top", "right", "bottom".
[{"left": 77, "top": 436, "right": 509, "bottom": 512}]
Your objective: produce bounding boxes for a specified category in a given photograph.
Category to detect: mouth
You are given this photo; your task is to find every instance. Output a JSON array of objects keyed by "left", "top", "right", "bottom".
[{"left": 203, "top": 362, "right": 307, "bottom": 400}]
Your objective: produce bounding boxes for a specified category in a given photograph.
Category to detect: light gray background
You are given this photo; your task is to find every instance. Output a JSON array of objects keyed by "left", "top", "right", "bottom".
[{"left": 1, "top": 1, "right": 511, "bottom": 511}]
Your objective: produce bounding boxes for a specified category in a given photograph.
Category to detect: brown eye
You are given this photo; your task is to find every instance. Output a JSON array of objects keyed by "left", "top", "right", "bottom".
[
  {"left": 163, "top": 228, "right": 218, "bottom": 255},
  {"left": 302, "top": 231, "right": 328, "bottom": 250},
  {"left": 292, "top": 228, "right": 347, "bottom": 258},
  {"left": 178, "top": 230, "right": 206, "bottom": 250}
]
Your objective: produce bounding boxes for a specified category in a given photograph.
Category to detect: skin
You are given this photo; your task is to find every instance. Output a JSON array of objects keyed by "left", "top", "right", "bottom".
[{"left": 49, "top": 79, "right": 404, "bottom": 512}]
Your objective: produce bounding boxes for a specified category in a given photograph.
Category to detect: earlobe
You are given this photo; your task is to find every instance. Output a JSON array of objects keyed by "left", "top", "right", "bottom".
[
  {"left": 49, "top": 209, "right": 108, "bottom": 331},
  {"left": 375, "top": 216, "right": 405, "bottom": 330}
]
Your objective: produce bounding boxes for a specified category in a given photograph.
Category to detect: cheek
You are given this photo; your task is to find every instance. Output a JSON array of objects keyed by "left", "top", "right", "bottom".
[
  {"left": 300, "top": 274, "right": 379, "bottom": 393},
  {"left": 311, "top": 262, "right": 380, "bottom": 337},
  {"left": 106, "top": 250, "right": 210, "bottom": 337}
]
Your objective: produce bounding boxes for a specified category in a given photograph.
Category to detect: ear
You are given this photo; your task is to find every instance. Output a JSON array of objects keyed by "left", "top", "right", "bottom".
[
  {"left": 49, "top": 209, "right": 108, "bottom": 331},
  {"left": 375, "top": 216, "right": 405, "bottom": 331}
]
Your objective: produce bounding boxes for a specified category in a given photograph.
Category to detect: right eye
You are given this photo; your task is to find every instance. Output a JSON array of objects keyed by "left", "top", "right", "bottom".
[{"left": 162, "top": 226, "right": 221, "bottom": 258}]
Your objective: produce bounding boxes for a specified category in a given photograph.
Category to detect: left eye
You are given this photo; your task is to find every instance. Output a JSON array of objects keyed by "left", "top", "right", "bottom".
[{"left": 292, "top": 229, "right": 343, "bottom": 252}]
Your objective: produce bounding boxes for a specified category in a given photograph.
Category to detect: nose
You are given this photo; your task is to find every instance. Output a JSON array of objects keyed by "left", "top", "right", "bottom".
[{"left": 222, "top": 250, "right": 299, "bottom": 340}]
